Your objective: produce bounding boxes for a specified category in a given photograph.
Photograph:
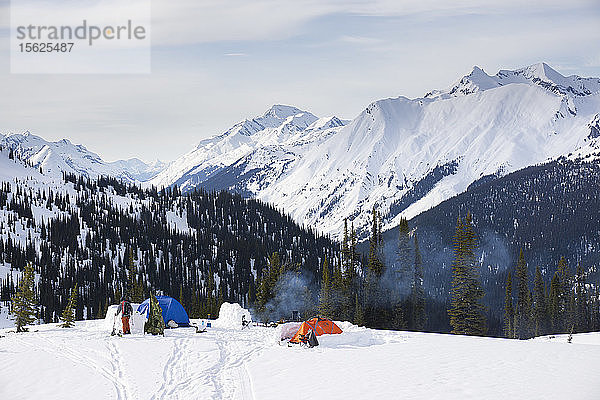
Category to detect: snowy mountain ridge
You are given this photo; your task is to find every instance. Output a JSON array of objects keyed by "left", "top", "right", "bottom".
[
  {"left": 425, "top": 62, "right": 600, "bottom": 99},
  {"left": 0, "top": 131, "right": 167, "bottom": 183},
  {"left": 150, "top": 105, "right": 348, "bottom": 190},
  {"left": 1, "top": 63, "right": 598, "bottom": 239},
  {"left": 150, "top": 62, "right": 600, "bottom": 239}
]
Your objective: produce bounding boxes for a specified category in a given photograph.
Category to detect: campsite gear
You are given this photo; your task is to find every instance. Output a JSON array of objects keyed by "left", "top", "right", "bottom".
[
  {"left": 111, "top": 314, "right": 118, "bottom": 336},
  {"left": 241, "top": 315, "right": 250, "bottom": 329},
  {"left": 193, "top": 322, "right": 207, "bottom": 333},
  {"left": 144, "top": 293, "right": 165, "bottom": 336},
  {"left": 300, "top": 329, "right": 319, "bottom": 348},
  {"left": 137, "top": 295, "right": 190, "bottom": 327},
  {"left": 167, "top": 320, "right": 179, "bottom": 328},
  {"left": 289, "top": 317, "right": 342, "bottom": 344},
  {"left": 117, "top": 299, "right": 133, "bottom": 317}
]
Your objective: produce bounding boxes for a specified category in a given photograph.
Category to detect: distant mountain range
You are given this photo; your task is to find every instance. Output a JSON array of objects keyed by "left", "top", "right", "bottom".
[
  {"left": 0, "top": 132, "right": 166, "bottom": 182},
  {"left": 151, "top": 62, "right": 600, "bottom": 239},
  {"left": 1, "top": 63, "right": 599, "bottom": 240}
]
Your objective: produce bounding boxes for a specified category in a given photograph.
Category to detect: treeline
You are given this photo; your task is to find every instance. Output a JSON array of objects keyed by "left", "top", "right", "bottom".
[
  {"left": 0, "top": 172, "right": 339, "bottom": 324},
  {"left": 254, "top": 209, "right": 429, "bottom": 332},
  {"left": 504, "top": 252, "right": 600, "bottom": 339},
  {"left": 2, "top": 165, "right": 599, "bottom": 339},
  {"left": 406, "top": 156, "right": 600, "bottom": 321}
]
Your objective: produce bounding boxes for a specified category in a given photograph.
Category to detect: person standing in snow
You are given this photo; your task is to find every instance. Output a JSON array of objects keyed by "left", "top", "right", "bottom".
[{"left": 117, "top": 296, "right": 133, "bottom": 334}]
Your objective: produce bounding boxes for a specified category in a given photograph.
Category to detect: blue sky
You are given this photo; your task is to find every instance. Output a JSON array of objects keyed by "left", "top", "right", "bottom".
[{"left": 1, "top": 0, "right": 599, "bottom": 162}]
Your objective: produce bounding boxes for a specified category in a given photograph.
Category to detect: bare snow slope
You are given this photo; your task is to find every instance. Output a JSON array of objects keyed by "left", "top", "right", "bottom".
[
  {"left": 1, "top": 319, "right": 599, "bottom": 400},
  {"left": 153, "top": 63, "right": 600, "bottom": 239},
  {"left": 0, "top": 132, "right": 166, "bottom": 183}
]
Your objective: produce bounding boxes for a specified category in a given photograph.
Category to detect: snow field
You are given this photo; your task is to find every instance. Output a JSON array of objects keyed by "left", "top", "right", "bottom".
[{"left": 1, "top": 315, "right": 599, "bottom": 400}]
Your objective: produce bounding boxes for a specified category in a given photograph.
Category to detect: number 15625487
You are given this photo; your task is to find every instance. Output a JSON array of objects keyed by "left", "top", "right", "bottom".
[{"left": 19, "top": 42, "right": 74, "bottom": 52}]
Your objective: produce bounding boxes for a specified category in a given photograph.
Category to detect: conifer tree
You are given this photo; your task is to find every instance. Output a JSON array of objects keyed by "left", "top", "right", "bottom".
[
  {"left": 448, "top": 213, "right": 486, "bottom": 336},
  {"left": 11, "top": 263, "right": 37, "bottom": 332},
  {"left": 342, "top": 221, "right": 359, "bottom": 322},
  {"left": 60, "top": 284, "right": 78, "bottom": 328},
  {"left": 397, "top": 218, "right": 412, "bottom": 291},
  {"left": 514, "top": 249, "right": 531, "bottom": 339},
  {"left": 354, "top": 293, "right": 364, "bottom": 326},
  {"left": 255, "top": 252, "right": 281, "bottom": 322},
  {"left": 556, "top": 256, "right": 571, "bottom": 332},
  {"left": 567, "top": 291, "right": 576, "bottom": 335},
  {"left": 532, "top": 266, "right": 547, "bottom": 337},
  {"left": 365, "top": 206, "right": 385, "bottom": 327},
  {"left": 127, "top": 247, "right": 143, "bottom": 302},
  {"left": 341, "top": 219, "right": 350, "bottom": 271},
  {"left": 318, "top": 256, "right": 333, "bottom": 317},
  {"left": 178, "top": 285, "right": 185, "bottom": 309},
  {"left": 574, "top": 264, "right": 589, "bottom": 333},
  {"left": 113, "top": 286, "right": 122, "bottom": 306},
  {"left": 330, "top": 260, "right": 345, "bottom": 318},
  {"left": 127, "top": 248, "right": 134, "bottom": 297},
  {"left": 504, "top": 272, "right": 514, "bottom": 338},
  {"left": 548, "top": 273, "right": 560, "bottom": 333},
  {"left": 411, "top": 234, "right": 425, "bottom": 331},
  {"left": 367, "top": 206, "right": 384, "bottom": 277}
]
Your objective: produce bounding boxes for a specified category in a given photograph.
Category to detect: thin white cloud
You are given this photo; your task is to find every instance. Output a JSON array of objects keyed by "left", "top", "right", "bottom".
[
  {"left": 150, "top": 0, "right": 598, "bottom": 45},
  {"left": 338, "top": 35, "right": 384, "bottom": 45}
]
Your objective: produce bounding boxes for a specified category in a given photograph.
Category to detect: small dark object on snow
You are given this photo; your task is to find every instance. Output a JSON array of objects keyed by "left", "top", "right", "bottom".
[
  {"left": 242, "top": 315, "right": 251, "bottom": 329},
  {"left": 299, "top": 330, "right": 319, "bottom": 348},
  {"left": 567, "top": 324, "right": 574, "bottom": 343}
]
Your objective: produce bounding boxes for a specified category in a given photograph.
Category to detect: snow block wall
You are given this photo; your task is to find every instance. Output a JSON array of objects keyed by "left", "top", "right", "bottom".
[
  {"left": 214, "top": 303, "right": 251, "bottom": 329},
  {"left": 103, "top": 304, "right": 144, "bottom": 334}
]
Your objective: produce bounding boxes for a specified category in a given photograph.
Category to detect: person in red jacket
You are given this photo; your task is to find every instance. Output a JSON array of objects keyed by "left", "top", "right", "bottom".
[{"left": 116, "top": 296, "right": 133, "bottom": 334}]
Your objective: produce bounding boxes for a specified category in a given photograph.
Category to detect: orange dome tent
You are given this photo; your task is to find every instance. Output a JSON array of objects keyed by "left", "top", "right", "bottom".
[{"left": 289, "top": 317, "right": 342, "bottom": 343}]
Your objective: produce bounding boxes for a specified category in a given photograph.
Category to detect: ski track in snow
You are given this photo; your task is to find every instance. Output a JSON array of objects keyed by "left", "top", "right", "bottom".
[
  {"left": 146, "top": 328, "right": 264, "bottom": 400},
  {"left": 3, "top": 320, "right": 600, "bottom": 400},
  {"left": 151, "top": 336, "right": 206, "bottom": 399},
  {"left": 3, "top": 324, "right": 264, "bottom": 400},
  {"left": 198, "top": 329, "right": 262, "bottom": 400},
  {"left": 13, "top": 334, "right": 132, "bottom": 400},
  {"left": 107, "top": 340, "right": 132, "bottom": 400}
]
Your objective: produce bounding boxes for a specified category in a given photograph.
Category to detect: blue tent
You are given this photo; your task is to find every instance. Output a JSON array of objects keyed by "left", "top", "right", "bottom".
[{"left": 137, "top": 296, "right": 190, "bottom": 326}]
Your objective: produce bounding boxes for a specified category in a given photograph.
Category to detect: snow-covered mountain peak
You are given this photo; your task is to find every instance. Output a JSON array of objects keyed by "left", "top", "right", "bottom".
[
  {"left": 511, "top": 62, "right": 562, "bottom": 82},
  {"left": 424, "top": 66, "right": 501, "bottom": 99},
  {"left": 255, "top": 104, "right": 317, "bottom": 131},
  {"left": 426, "top": 62, "right": 600, "bottom": 100},
  {"left": 496, "top": 62, "right": 600, "bottom": 97},
  {"left": 216, "top": 105, "right": 318, "bottom": 139},
  {"left": 262, "top": 104, "right": 304, "bottom": 119}
]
